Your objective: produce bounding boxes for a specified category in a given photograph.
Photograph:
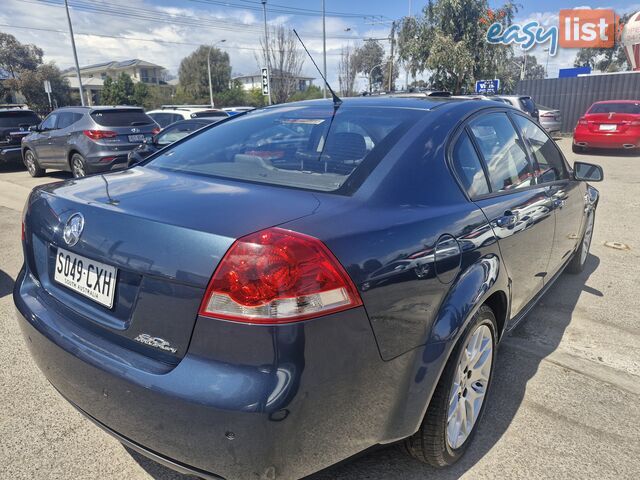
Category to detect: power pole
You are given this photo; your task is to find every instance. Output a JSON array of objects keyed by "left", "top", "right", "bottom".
[
  {"left": 261, "top": 0, "right": 272, "bottom": 105},
  {"left": 322, "top": 0, "right": 327, "bottom": 99},
  {"left": 388, "top": 20, "right": 396, "bottom": 92},
  {"left": 64, "top": 0, "right": 84, "bottom": 106}
]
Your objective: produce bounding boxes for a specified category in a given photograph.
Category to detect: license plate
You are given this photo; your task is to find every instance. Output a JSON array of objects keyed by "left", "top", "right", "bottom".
[
  {"left": 128, "top": 134, "right": 145, "bottom": 142},
  {"left": 54, "top": 247, "right": 117, "bottom": 308},
  {"left": 599, "top": 124, "right": 617, "bottom": 131}
]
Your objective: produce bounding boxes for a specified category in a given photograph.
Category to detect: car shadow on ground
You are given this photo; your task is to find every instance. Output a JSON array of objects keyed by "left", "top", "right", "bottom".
[
  {"left": 123, "top": 256, "right": 600, "bottom": 480},
  {"left": 0, "top": 270, "right": 14, "bottom": 298},
  {"left": 574, "top": 148, "right": 640, "bottom": 157},
  {"left": 0, "top": 163, "right": 71, "bottom": 179}
]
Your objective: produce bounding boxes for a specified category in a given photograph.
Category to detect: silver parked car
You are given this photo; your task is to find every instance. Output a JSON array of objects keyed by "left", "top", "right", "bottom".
[
  {"left": 496, "top": 95, "right": 539, "bottom": 121},
  {"left": 537, "top": 104, "right": 562, "bottom": 134},
  {"left": 22, "top": 106, "right": 159, "bottom": 178}
]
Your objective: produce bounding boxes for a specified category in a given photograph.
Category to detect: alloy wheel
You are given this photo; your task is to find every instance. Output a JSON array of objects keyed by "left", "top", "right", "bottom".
[
  {"left": 72, "top": 157, "right": 85, "bottom": 178},
  {"left": 446, "top": 324, "right": 493, "bottom": 450},
  {"left": 25, "top": 152, "right": 36, "bottom": 176}
]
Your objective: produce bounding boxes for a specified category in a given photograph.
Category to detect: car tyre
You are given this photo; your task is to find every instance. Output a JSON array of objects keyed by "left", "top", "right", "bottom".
[
  {"left": 24, "top": 149, "right": 45, "bottom": 177},
  {"left": 71, "top": 153, "right": 88, "bottom": 178},
  {"left": 567, "top": 211, "right": 594, "bottom": 274},
  {"left": 404, "top": 305, "right": 497, "bottom": 467}
]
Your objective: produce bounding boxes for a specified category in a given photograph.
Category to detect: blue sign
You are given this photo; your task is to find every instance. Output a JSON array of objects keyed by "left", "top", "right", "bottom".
[
  {"left": 558, "top": 66, "right": 591, "bottom": 78},
  {"left": 475, "top": 79, "right": 500, "bottom": 94}
]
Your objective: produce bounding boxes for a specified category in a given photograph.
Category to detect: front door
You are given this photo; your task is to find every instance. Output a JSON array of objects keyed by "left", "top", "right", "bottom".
[
  {"left": 32, "top": 112, "right": 58, "bottom": 164},
  {"left": 467, "top": 112, "right": 556, "bottom": 318},
  {"left": 511, "top": 114, "right": 585, "bottom": 277}
]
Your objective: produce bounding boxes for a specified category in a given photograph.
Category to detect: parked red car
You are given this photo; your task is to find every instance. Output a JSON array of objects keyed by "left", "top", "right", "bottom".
[{"left": 573, "top": 100, "right": 640, "bottom": 153}]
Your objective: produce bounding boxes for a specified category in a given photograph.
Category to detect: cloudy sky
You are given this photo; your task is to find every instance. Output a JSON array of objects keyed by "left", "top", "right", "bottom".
[{"left": 1, "top": 0, "right": 638, "bottom": 91}]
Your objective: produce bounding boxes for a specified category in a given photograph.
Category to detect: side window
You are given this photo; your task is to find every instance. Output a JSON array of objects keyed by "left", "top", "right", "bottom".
[
  {"left": 56, "top": 112, "right": 75, "bottom": 129},
  {"left": 469, "top": 112, "right": 534, "bottom": 193},
  {"left": 513, "top": 114, "right": 569, "bottom": 184},
  {"left": 451, "top": 131, "right": 490, "bottom": 198},
  {"left": 40, "top": 113, "right": 58, "bottom": 130}
]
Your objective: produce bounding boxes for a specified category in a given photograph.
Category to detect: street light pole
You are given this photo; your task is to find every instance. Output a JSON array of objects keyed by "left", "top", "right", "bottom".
[
  {"left": 64, "top": 0, "right": 84, "bottom": 106},
  {"left": 322, "top": 0, "right": 327, "bottom": 99},
  {"left": 261, "top": 0, "right": 272, "bottom": 105},
  {"left": 208, "top": 39, "right": 226, "bottom": 108},
  {"left": 544, "top": 48, "right": 551, "bottom": 78}
]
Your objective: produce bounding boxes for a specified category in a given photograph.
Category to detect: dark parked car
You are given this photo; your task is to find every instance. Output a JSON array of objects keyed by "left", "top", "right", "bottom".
[
  {"left": 15, "top": 97, "right": 602, "bottom": 480},
  {"left": 0, "top": 106, "right": 40, "bottom": 166},
  {"left": 128, "top": 118, "right": 218, "bottom": 165},
  {"left": 22, "top": 106, "right": 159, "bottom": 178}
]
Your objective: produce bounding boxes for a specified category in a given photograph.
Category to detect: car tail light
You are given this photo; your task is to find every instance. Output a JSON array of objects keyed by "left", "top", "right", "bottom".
[
  {"left": 151, "top": 127, "right": 160, "bottom": 135},
  {"left": 83, "top": 130, "right": 117, "bottom": 140},
  {"left": 199, "top": 228, "right": 363, "bottom": 323}
]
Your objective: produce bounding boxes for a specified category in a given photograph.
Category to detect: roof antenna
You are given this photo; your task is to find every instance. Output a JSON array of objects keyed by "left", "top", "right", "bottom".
[{"left": 293, "top": 29, "right": 342, "bottom": 108}]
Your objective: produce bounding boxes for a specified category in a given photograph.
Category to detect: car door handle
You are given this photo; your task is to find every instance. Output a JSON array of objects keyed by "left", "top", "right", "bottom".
[
  {"left": 553, "top": 198, "right": 565, "bottom": 209},
  {"left": 496, "top": 210, "right": 519, "bottom": 228}
]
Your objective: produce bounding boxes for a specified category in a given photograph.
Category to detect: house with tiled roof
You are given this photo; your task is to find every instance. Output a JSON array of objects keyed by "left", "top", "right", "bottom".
[{"left": 62, "top": 59, "right": 167, "bottom": 105}]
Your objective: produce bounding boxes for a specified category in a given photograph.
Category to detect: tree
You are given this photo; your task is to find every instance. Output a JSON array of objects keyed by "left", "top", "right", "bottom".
[
  {"left": 213, "top": 80, "right": 248, "bottom": 107},
  {"left": 397, "top": 0, "right": 518, "bottom": 93},
  {"left": 5, "top": 62, "right": 70, "bottom": 112},
  {"left": 573, "top": 13, "right": 631, "bottom": 72},
  {"left": 338, "top": 46, "right": 358, "bottom": 96},
  {"left": 101, "top": 73, "right": 148, "bottom": 106},
  {"left": 178, "top": 46, "right": 231, "bottom": 101},
  {"left": 258, "top": 25, "right": 305, "bottom": 104},
  {"left": 0, "top": 33, "right": 43, "bottom": 78},
  {"left": 287, "top": 85, "right": 323, "bottom": 102},
  {"left": 352, "top": 39, "right": 385, "bottom": 92}
]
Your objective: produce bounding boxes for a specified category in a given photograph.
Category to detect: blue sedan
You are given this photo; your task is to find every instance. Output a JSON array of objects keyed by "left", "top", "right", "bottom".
[{"left": 14, "top": 96, "right": 602, "bottom": 479}]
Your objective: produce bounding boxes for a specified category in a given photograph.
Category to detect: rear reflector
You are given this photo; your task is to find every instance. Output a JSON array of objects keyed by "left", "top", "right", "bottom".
[
  {"left": 83, "top": 130, "right": 117, "bottom": 140},
  {"left": 199, "top": 228, "right": 362, "bottom": 323}
]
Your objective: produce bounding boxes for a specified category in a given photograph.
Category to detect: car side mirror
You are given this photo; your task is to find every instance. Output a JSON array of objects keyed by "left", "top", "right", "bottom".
[{"left": 574, "top": 161, "right": 603, "bottom": 182}]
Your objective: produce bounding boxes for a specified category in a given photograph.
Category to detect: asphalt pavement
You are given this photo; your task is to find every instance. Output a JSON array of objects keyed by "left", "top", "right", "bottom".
[{"left": 1, "top": 138, "right": 639, "bottom": 479}]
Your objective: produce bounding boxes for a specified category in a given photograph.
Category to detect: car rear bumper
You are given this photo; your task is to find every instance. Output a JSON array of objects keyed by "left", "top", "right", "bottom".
[
  {"left": 0, "top": 146, "right": 23, "bottom": 163},
  {"left": 573, "top": 130, "right": 640, "bottom": 149},
  {"left": 540, "top": 120, "right": 561, "bottom": 133},
  {"left": 14, "top": 267, "right": 408, "bottom": 480}
]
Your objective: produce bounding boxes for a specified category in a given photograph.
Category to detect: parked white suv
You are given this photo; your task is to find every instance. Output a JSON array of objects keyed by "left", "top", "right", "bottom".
[{"left": 147, "top": 105, "right": 228, "bottom": 128}]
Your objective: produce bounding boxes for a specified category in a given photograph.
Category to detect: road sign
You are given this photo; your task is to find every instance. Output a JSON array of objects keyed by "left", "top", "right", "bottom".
[
  {"left": 43, "top": 80, "right": 52, "bottom": 93},
  {"left": 475, "top": 79, "right": 500, "bottom": 94},
  {"left": 261, "top": 68, "right": 270, "bottom": 96}
]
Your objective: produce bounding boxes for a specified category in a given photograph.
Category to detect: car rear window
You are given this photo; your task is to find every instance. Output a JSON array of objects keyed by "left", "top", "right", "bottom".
[
  {"left": 0, "top": 111, "right": 40, "bottom": 128},
  {"left": 519, "top": 97, "right": 536, "bottom": 114},
  {"left": 146, "top": 105, "right": 425, "bottom": 193},
  {"left": 588, "top": 102, "right": 640, "bottom": 114},
  {"left": 91, "top": 109, "right": 154, "bottom": 127}
]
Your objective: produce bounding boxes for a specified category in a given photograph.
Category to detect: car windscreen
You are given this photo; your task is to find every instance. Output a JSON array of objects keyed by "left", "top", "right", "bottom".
[
  {"left": 146, "top": 105, "right": 425, "bottom": 193},
  {"left": 190, "top": 111, "right": 228, "bottom": 118},
  {"left": 588, "top": 103, "right": 640, "bottom": 114},
  {"left": 156, "top": 123, "right": 207, "bottom": 146},
  {"left": 0, "top": 111, "right": 40, "bottom": 128},
  {"left": 91, "top": 109, "right": 155, "bottom": 127}
]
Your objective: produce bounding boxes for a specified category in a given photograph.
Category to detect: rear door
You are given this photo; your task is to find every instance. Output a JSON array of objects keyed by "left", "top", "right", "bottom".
[
  {"left": 466, "top": 111, "right": 555, "bottom": 317},
  {"left": 512, "top": 113, "right": 584, "bottom": 276}
]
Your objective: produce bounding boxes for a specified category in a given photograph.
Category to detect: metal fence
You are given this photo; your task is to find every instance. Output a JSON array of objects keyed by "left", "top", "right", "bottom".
[{"left": 516, "top": 72, "right": 640, "bottom": 133}]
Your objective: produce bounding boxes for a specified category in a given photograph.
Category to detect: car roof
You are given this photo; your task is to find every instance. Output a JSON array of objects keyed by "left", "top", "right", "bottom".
[
  {"left": 592, "top": 100, "right": 639, "bottom": 104},
  {"left": 272, "top": 95, "right": 470, "bottom": 111},
  {"left": 163, "top": 118, "right": 218, "bottom": 128}
]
